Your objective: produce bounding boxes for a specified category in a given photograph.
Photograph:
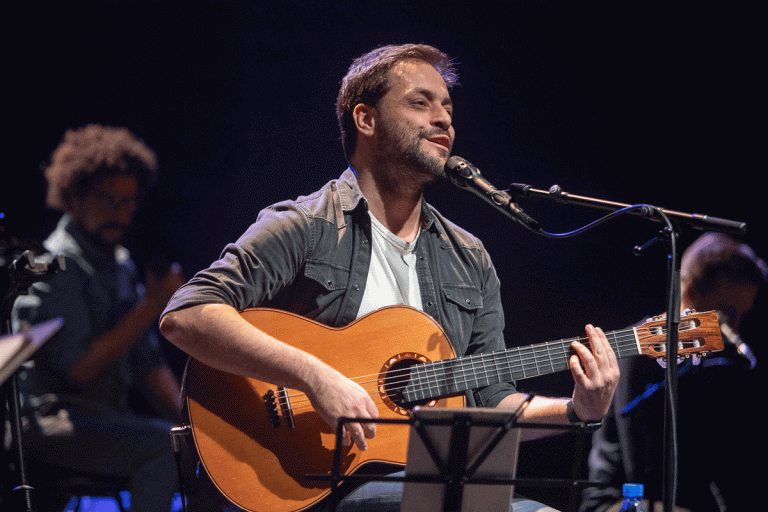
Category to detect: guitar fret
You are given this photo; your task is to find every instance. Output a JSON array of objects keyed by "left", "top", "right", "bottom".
[
  {"left": 543, "top": 342, "right": 556, "bottom": 375},
  {"left": 608, "top": 331, "right": 622, "bottom": 358},
  {"left": 460, "top": 355, "right": 479, "bottom": 391},
  {"left": 472, "top": 356, "right": 491, "bottom": 386},
  {"left": 495, "top": 353, "right": 507, "bottom": 383},
  {"left": 521, "top": 345, "right": 536, "bottom": 378},
  {"left": 411, "top": 365, "right": 424, "bottom": 401},
  {"left": 507, "top": 348, "right": 525, "bottom": 381},
  {"left": 440, "top": 359, "right": 458, "bottom": 396},
  {"left": 493, "top": 353, "right": 505, "bottom": 382},
  {"left": 532, "top": 345, "right": 543, "bottom": 375},
  {"left": 560, "top": 339, "right": 571, "bottom": 372},
  {"left": 463, "top": 356, "right": 478, "bottom": 389},
  {"left": 424, "top": 360, "right": 438, "bottom": 398}
]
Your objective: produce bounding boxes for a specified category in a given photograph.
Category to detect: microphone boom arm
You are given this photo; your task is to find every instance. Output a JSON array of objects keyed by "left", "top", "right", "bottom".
[{"left": 508, "top": 183, "right": 747, "bottom": 236}]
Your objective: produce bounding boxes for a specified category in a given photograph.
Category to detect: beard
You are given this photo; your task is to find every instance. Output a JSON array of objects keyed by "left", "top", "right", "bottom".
[
  {"left": 82, "top": 221, "right": 130, "bottom": 252},
  {"left": 374, "top": 116, "right": 450, "bottom": 191}
]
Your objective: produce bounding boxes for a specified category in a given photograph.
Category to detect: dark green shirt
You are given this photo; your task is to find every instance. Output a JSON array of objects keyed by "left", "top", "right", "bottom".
[{"left": 163, "top": 168, "right": 516, "bottom": 407}]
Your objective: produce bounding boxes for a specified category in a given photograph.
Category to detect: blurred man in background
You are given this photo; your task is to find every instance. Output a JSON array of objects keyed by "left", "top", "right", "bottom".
[
  {"left": 12, "top": 125, "right": 185, "bottom": 511},
  {"left": 581, "top": 232, "right": 766, "bottom": 512}
]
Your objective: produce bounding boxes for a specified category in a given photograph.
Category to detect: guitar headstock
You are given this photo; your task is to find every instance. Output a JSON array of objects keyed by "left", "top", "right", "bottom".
[{"left": 636, "top": 310, "right": 724, "bottom": 360}]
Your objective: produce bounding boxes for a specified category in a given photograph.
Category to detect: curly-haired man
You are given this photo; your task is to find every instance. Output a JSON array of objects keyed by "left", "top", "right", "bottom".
[{"left": 15, "top": 125, "right": 186, "bottom": 511}]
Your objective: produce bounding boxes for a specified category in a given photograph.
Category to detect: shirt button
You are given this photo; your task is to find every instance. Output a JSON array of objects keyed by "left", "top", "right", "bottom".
[{"left": 426, "top": 301, "right": 433, "bottom": 307}]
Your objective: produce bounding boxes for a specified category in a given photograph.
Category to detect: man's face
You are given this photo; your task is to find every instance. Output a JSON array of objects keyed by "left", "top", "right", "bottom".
[
  {"left": 70, "top": 174, "right": 139, "bottom": 249},
  {"left": 372, "top": 60, "right": 455, "bottom": 183}
]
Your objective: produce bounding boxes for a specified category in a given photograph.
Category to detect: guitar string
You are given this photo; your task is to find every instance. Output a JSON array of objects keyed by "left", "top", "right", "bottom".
[
  {"left": 281, "top": 329, "right": 649, "bottom": 401},
  {"left": 270, "top": 326, "right": 695, "bottom": 410},
  {"left": 270, "top": 339, "right": 636, "bottom": 413},
  {"left": 274, "top": 333, "right": 641, "bottom": 409},
  {"left": 364, "top": 322, "right": 701, "bottom": 395},
  {"left": 269, "top": 325, "right": 695, "bottom": 411},
  {"left": 393, "top": 324, "right": 703, "bottom": 397}
]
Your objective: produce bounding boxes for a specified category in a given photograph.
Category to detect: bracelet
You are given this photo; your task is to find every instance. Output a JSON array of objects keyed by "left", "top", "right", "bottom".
[{"left": 566, "top": 400, "right": 603, "bottom": 432}]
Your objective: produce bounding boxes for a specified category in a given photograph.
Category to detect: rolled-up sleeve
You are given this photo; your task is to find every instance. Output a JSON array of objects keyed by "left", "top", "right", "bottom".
[{"left": 162, "top": 203, "right": 313, "bottom": 317}]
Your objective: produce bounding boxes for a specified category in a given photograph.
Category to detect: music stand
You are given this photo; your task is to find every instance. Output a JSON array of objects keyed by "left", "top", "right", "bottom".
[
  {"left": 314, "top": 408, "right": 599, "bottom": 512},
  {"left": 1, "top": 318, "right": 63, "bottom": 385},
  {"left": 400, "top": 407, "right": 522, "bottom": 512}
]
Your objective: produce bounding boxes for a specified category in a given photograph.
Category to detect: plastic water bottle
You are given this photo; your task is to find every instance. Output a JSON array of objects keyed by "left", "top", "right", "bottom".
[{"left": 619, "top": 483, "right": 647, "bottom": 512}]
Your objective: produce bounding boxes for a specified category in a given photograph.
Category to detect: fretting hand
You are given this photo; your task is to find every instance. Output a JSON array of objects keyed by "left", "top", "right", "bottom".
[{"left": 569, "top": 324, "right": 620, "bottom": 422}]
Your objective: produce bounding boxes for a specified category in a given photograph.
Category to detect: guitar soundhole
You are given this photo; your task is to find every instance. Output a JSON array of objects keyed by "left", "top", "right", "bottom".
[{"left": 382, "top": 357, "right": 433, "bottom": 410}]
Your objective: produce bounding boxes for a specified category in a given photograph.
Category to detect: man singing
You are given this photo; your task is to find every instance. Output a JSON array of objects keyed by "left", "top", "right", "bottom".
[{"left": 161, "top": 44, "right": 619, "bottom": 511}]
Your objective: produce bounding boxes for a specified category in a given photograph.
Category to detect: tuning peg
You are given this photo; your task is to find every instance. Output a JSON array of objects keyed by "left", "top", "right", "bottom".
[{"left": 657, "top": 355, "right": 688, "bottom": 369}]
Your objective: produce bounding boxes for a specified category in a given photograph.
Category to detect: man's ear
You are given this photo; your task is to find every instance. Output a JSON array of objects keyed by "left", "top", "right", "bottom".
[{"left": 352, "top": 103, "right": 376, "bottom": 138}]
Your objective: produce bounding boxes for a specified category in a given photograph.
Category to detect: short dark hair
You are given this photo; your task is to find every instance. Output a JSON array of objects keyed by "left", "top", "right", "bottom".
[
  {"left": 681, "top": 232, "right": 768, "bottom": 298},
  {"left": 44, "top": 124, "right": 158, "bottom": 211},
  {"left": 336, "top": 44, "right": 458, "bottom": 161}
]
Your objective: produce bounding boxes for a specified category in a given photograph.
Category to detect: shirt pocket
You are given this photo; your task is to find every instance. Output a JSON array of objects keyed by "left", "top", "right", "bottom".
[
  {"left": 443, "top": 284, "right": 483, "bottom": 311},
  {"left": 303, "top": 259, "right": 350, "bottom": 292},
  {"left": 441, "top": 284, "right": 483, "bottom": 356}
]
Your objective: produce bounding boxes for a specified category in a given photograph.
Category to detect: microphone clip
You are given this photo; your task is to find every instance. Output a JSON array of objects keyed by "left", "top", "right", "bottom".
[{"left": 444, "top": 156, "right": 540, "bottom": 232}]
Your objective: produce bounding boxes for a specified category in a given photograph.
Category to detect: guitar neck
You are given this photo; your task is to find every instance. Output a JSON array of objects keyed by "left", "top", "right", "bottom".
[{"left": 403, "top": 326, "right": 639, "bottom": 403}]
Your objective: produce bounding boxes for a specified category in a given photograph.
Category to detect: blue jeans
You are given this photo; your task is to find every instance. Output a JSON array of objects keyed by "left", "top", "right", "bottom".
[{"left": 317, "top": 471, "right": 559, "bottom": 512}]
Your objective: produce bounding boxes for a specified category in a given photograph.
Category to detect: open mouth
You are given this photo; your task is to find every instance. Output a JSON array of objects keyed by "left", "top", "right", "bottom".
[{"left": 426, "top": 135, "right": 451, "bottom": 153}]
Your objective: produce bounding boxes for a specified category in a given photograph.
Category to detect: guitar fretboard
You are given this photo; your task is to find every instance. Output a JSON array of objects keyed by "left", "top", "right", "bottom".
[{"left": 402, "top": 327, "right": 640, "bottom": 403}]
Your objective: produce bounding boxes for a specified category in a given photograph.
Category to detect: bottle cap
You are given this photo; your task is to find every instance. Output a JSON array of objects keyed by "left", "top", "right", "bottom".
[{"left": 623, "top": 483, "right": 644, "bottom": 498}]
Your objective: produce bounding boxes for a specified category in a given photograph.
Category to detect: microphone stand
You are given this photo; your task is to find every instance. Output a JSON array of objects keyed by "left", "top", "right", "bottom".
[
  {"left": 2, "top": 250, "right": 64, "bottom": 512},
  {"left": 505, "top": 182, "right": 746, "bottom": 512}
]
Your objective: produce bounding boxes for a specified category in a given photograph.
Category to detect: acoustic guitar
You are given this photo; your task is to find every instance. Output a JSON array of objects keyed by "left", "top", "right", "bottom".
[{"left": 183, "top": 306, "right": 723, "bottom": 512}]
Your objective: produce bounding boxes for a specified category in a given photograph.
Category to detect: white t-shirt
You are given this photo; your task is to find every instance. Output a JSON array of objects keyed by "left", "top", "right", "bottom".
[{"left": 357, "top": 212, "right": 423, "bottom": 318}]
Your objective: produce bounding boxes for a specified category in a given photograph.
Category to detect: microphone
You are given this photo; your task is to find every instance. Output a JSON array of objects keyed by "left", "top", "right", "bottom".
[
  {"left": 444, "top": 156, "right": 540, "bottom": 231},
  {"left": 718, "top": 318, "right": 757, "bottom": 370}
]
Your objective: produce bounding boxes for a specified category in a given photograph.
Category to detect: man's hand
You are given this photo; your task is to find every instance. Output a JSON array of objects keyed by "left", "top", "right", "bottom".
[
  {"left": 569, "top": 324, "right": 620, "bottom": 422},
  {"left": 306, "top": 365, "right": 379, "bottom": 451}
]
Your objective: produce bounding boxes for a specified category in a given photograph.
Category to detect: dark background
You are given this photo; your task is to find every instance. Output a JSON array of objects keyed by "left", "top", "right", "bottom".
[{"left": 4, "top": 1, "right": 765, "bottom": 509}]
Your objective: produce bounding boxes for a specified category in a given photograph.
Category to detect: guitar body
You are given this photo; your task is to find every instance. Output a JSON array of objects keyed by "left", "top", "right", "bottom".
[{"left": 184, "top": 306, "right": 464, "bottom": 512}]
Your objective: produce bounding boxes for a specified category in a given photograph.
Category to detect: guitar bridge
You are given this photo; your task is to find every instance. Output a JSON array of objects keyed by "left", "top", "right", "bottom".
[
  {"left": 264, "top": 388, "right": 296, "bottom": 430},
  {"left": 265, "top": 389, "right": 280, "bottom": 428}
]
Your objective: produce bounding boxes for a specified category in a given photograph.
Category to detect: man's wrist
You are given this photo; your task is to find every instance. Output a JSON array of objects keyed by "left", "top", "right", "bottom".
[{"left": 566, "top": 400, "right": 603, "bottom": 432}]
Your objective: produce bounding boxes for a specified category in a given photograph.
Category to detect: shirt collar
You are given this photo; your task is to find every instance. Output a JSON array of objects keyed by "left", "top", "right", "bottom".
[
  {"left": 53, "top": 214, "right": 128, "bottom": 272},
  {"left": 336, "top": 166, "right": 367, "bottom": 213},
  {"left": 337, "top": 166, "right": 441, "bottom": 235}
]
